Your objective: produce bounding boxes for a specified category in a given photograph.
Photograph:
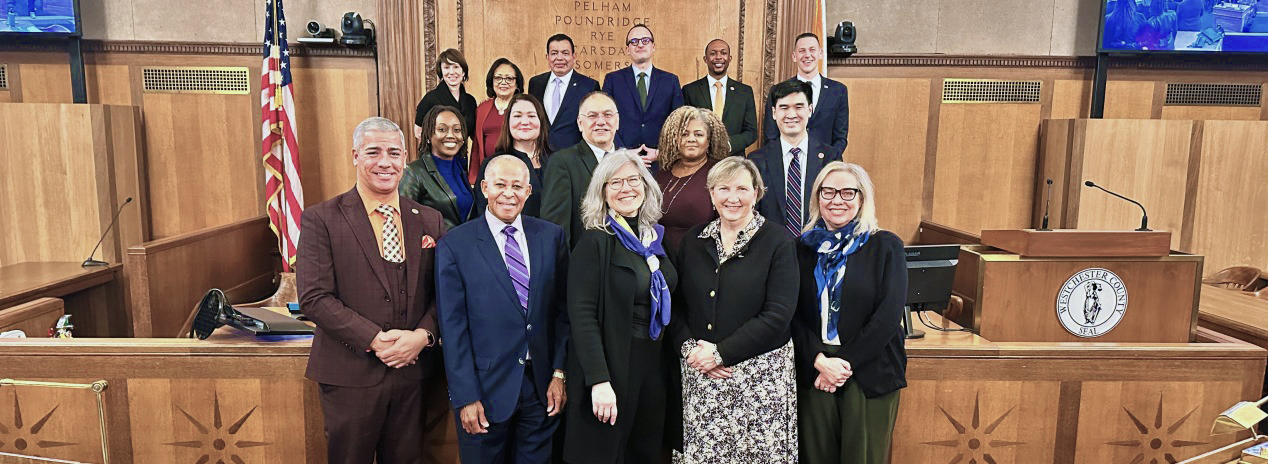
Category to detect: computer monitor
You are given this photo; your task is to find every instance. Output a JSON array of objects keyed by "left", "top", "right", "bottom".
[{"left": 902, "top": 244, "right": 961, "bottom": 339}]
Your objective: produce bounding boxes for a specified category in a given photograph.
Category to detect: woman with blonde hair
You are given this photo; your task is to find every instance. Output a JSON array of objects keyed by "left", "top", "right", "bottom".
[
  {"left": 791, "top": 161, "right": 907, "bottom": 464},
  {"left": 564, "top": 150, "right": 680, "bottom": 464},
  {"left": 653, "top": 106, "right": 732, "bottom": 256}
]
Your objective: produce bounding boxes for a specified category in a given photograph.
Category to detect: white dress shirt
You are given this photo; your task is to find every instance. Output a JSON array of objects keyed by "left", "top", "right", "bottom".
[
  {"left": 796, "top": 74, "right": 822, "bottom": 111},
  {"left": 587, "top": 142, "right": 611, "bottom": 164},
  {"left": 485, "top": 210, "right": 530, "bottom": 276},
  {"left": 707, "top": 75, "right": 729, "bottom": 111}
]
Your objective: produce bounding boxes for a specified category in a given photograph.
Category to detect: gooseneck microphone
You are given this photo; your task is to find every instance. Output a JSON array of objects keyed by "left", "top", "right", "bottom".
[
  {"left": 1083, "top": 181, "right": 1150, "bottom": 231},
  {"left": 1039, "top": 178, "right": 1053, "bottom": 231},
  {"left": 82, "top": 197, "right": 134, "bottom": 267}
]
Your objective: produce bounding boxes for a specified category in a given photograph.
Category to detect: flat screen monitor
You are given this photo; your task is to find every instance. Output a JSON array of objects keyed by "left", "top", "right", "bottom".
[
  {"left": 905, "top": 245, "right": 960, "bottom": 311},
  {"left": 1099, "top": 0, "right": 1268, "bottom": 53},
  {"left": 0, "top": 0, "right": 80, "bottom": 36}
]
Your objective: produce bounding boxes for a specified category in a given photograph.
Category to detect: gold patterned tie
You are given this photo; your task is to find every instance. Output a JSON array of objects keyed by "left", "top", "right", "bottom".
[
  {"left": 713, "top": 81, "right": 725, "bottom": 116},
  {"left": 376, "top": 204, "right": 404, "bottom": 263}
]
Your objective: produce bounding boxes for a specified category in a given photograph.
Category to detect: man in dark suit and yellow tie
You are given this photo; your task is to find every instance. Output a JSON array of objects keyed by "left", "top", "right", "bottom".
[
  {"left": 437, "top": 155, "right": 570, "bottom": 464},
  {"left": 602, "top": 23, "right": 684, "bottom": 167},
  {"left": 298, "top": 116, "right": 447, "bottom": 463},
  {"left": 762, "top": 32, "right": 850, "bottom": 157},
  {"left": 528, "top": 33, "right": 602, "bottom": 152},
  {"left": 682, "top": 39, "right": 759, "bottom": 156}
]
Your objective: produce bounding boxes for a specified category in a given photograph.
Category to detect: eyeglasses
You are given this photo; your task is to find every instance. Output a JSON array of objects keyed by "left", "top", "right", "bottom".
[
  {"left": 583, "top": 111, "right": 618, "bottom": 121},
  {"left": 819, "top": 187, "right": 859, "bottom": 201},
  {"left": 627, "top": 37, "right": 653, "bottom": 46},
  {"left": 607, "top": 176, "right": 643, "bottom": 190},
  {"left": 492, "top": 76, "right": 517, "bottom": 84}
]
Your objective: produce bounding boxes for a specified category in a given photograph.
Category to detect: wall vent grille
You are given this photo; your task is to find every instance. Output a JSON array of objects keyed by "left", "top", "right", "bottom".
[
  {"left": 1164, "top": 83, "right": 1261, "bottom": 106},
  {"left": 142, "top": 67, "right": 250, "bottom": 94},
  {"left": 942, "top": 79, "right": 1042, "bottom": 103},
  {"left": 0, "top": 65, "right": 8, "bottom": 90}
]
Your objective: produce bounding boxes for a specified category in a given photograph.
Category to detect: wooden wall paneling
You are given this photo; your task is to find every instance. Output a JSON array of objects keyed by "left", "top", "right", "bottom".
[
  {"left": 85, "top": 64, "right": 134, "bottom": 106},
  {"left": 19, "top": 63, "right": 74, "bottom": 103},
  {"left": 1074, "top": 380, "right": 1246, "bottom": 463},
  {"left": 102, "top": 105, "right": 150, "bottom": 262},
  {"left": 922, "top": 78, "right": 942, "bottom": 221},
  {"left": 835, "top": 78, "right": 930, "bottom": 241},
  {"left": 0, "top": 383, "right": 109, "bottom": 463},
  {"left": 125, "top": 216, "right": 276, "bottom": 338},
  {"left": 142, "top": 92, "right": 260, "bottom": 238},
  {"left": 1074, "top": 119, "right": 1194, "bottom": 249},
  {"left": 895, "top": 379, "right": 1061, "bottom": 463},
  {"left": 290, "top": 66, "right": 374, "bottom": 205},
  {"left": 1035, "top": 119, "right": 1075, "bottom": 229},
  {"left": 1103, "top": 81, "right": 1156, "bottom": 119},
  {"left": 0, "top": 297, "right": 65, "bottom": 336},
  {"left": 1179, "top": 121, "right": 1204, "bottom": 252},
  {"left": 0, "top": 91, "right": 10, "bottom": 103},
  {"left": 930, "top": 103, "right": 1042, "bottom": 234},
  {"left": 1160, "top": 105, "right": 1263, "bottom": 121},
  {"left": 1189, "top": 121, "right": 1268, "bottom": 273},
  {"left": 1050, "top": 79, "right": 1091, "bottom": 119}
]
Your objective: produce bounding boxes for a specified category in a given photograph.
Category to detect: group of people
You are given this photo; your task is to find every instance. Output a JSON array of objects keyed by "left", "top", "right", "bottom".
[{"left": 297, "top": 23, "right": 906, "bottom": 464}]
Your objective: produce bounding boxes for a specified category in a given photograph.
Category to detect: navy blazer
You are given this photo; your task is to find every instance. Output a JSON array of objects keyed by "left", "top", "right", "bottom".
[
  {"left": 762, "top": 76, "right": 850, "bottom": 157},
  {"left": 529, "top": 71, "right": 602, "bottom": 152},
  {"left": 436, "top": 215, "right": 570, "bottom": 423},
  {"left": 602, "top": 66, "right": 684, "bottom": 149},
  {"left": 749, "top": 138, "right": 840, "bottom": 234}
]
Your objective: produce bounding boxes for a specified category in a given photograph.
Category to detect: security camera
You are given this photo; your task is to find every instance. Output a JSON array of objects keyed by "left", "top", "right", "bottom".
[
  {"left": 306, "top": 20, "right": 335, "bottom": 38},
  {"left": 340, "top": 12, "right": 376, "bottom": 47},
  {"left": 827, "top": 21, "right": 857, "bottom": 57}
]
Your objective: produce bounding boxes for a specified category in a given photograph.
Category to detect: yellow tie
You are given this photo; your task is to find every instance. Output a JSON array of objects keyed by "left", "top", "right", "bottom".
[
  {"left": 376, "top": 204, "right": 404, "bottom": 263},
  {"left": 713, "top": 81, "right": 725, "bottom": 116}
]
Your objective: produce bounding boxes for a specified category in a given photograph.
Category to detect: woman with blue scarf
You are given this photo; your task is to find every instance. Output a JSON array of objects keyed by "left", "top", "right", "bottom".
[
  {"left": 791, "top": 161, "right": 908, "bottom": 464},
  {"left": 564, "top": 150, "right": 679, "bottom": 464}
]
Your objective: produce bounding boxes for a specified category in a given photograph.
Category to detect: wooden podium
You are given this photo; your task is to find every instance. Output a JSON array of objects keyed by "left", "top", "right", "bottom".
[{"left": 951, "top": 229, "right": 1203, "bottom": 343}]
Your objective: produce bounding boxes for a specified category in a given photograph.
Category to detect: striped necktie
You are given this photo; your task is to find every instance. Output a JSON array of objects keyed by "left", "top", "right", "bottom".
[
  {"left": 785, "top": 148, "right": 803, "bottom": 237},
  {"left": 502, "top": 225, "right": 530, "bottom": 311}
]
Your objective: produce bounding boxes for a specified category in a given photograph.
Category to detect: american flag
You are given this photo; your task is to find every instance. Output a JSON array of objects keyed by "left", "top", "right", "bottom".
[{"left": 261, "top": 0, "right": 303, "bottom": 272}]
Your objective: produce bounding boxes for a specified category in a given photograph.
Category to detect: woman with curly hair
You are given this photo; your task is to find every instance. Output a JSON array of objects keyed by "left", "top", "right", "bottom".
[{"left": 653, "top": 106, "right": 732, "bottom": 256}]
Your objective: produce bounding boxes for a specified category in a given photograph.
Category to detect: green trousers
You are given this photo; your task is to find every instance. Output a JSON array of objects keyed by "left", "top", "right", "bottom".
[{"left": 798, "top": 380, "right": 901, "bottom": 464}]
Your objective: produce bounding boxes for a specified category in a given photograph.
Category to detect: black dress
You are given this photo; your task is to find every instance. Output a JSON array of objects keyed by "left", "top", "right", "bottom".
[
  {"left": 564, "top": 224, "right": 680, "bottom": 464},
  {"left": 414, "top": 82, "right": 478, "bottom": 140}
]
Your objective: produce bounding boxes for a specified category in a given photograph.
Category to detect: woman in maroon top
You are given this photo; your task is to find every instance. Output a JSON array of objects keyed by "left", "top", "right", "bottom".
[
  {"left": 470, "top": 57, "right": 524, "bottom": 184},
  {"left": 654, "top": 106, "right": 731, "bottom": 257}
]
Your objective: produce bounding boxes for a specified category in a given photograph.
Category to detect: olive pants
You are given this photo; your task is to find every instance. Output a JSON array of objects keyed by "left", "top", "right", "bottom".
[{"left": 798, "top": 379, "right": 900, "bottom": 464}]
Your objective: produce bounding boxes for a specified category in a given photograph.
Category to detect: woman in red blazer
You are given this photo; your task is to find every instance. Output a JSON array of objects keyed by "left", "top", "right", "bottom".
[{"left": 470, "top": 58, "right": 524, "bottom": 184}]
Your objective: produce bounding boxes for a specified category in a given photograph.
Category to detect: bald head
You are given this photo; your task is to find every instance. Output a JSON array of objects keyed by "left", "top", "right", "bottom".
[
  {"left": 482, "top": 155, "right": 533, "bottom": 223},
  {"left": 486, "top": 154, "right": 530, "bottom": 182}
]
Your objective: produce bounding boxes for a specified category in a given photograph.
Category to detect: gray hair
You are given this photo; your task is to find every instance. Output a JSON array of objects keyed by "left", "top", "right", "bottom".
[
  {"left": 803, "top": 161, "right": 881, "bottom": 236},
  {"left": 706, "top": 156, "right": 766, "bottom": 202},
  {"left": 580, "top": 149, "right": 664, "bottom": 234},
  {"left": 352, "top": 117, "right": 405, "bottom": 151}
]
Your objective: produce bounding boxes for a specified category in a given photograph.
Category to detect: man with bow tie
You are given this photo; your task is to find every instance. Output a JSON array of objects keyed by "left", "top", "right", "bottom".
[{"left": 298, "top": 116, "right": 448, "bottom": 463}]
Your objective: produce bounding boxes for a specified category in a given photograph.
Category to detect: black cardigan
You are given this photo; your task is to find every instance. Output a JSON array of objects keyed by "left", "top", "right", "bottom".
[
  {"left": 669, "top": 220, "right": 799, "bottom": 366},
  {"left": 414, "top": 82, "right": 478, "bottom": 138},
  {"left": 792, "top": 230, "right": 908, "bottom": 398}
]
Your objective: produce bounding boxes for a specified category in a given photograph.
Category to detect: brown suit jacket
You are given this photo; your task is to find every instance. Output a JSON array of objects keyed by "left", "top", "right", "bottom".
[{"left": 298, "top": 187, "right": 447, "bottom": 387}]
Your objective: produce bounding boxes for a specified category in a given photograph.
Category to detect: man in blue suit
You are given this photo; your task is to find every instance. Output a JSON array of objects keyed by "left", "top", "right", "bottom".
[
  {"left": 762, "top": 32, "right": 850, "bottom": 158},
  {"left": 437, "top": 155, "right": 570, "bottom": 464},
  {"left": 751, "top": 80, "right": 839, "bottom": 239},
  {"left": 603, "top": 23, "right": 684, "bottom": 167},
  {"left": 529, "top": 33, "right": 602, "bottom": 152}
]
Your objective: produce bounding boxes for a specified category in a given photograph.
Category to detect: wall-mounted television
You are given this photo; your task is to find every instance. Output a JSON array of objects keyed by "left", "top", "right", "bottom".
[
  {"left": 1099, "top": 0, "right": 1268, "bottom": 53},
  {"left": 0, "top": 0, "right": 80, "bottom": 36}
]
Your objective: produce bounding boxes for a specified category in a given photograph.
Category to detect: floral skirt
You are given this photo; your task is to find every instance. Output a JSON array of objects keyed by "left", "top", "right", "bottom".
[{"left": 674, "top": 340, "right": 798, "bottom": 464}]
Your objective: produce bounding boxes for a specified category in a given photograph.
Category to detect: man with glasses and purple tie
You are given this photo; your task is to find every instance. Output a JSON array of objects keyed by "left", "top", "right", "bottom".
[
  {"left": 749, "top": 80, "right": 839, "bottom": 238},
  {"left": 529, "top": 33, "right": 602, "bottom": 152},
  {"left": 436, "top": 154, "right": 571, "bottom": 464},
  {"left": 602, "top": 23, "right": 684, "bottom": 168}
]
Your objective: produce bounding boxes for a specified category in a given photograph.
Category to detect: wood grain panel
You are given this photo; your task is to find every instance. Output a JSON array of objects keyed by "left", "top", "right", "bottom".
[
  {"left": 1035, "top": 119, "right": 1074, "bottom": 228},
  {"left": 142, "top": 93, "right": 260, "bottom": 238},
  {"left": 85, "top": 64, "right": 133, "bottom": 106},
  {"left": 17, "top": 64, "right": 73, "bottom": 103},
  {"left": 1074, "top": 119, "right": 1194, "bottom": 248},
  {"left": 0, "top": 383, "right": 108, "bottom": 462},
  {"left": 1075, "top": 380, "right": 1245, "bottom": 463},
  {"left": 291, "top": 67, "right": 373, "bottom": 205},
  {"left": 894, "top": 380, "right": 1060, "bottom": 464},
  {"left": 931, "top": 103, "right": 1042, "bottom": 234},
  {"left": 978, "top": 258, "right": 1201, "bottom": 343},
  {"left": 837, "top": 78, "right": 930, "bottom": 241},
  {"left": 1160, "top": 105, "right": 1263, "bottom": 121},
  {"left": 1189, "top": 121, "right": 1268, "bottom": 273},
  {"left": 0, "top": 91, "right": 10, "bottom": 103},
  {"left": 1050, "top": 79, "right": 1090, "bottom": 120},
  {"left": 0, "top": 297, "right": 64, "bottom": 337},
  {"left": 1104, "top": 81, "right": 1156, "bottom": 119}
]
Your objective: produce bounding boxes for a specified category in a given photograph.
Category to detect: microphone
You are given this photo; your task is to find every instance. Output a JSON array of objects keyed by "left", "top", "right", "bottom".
[
  {"left": 82, "top": 197, "right": 134, "bottom": 267},
  {"left": 1038, "top": 178, "right": 1053, "bottom": 231},
  {"left": 1083, "top": 181, "right": 1150, "bottom": 231}
]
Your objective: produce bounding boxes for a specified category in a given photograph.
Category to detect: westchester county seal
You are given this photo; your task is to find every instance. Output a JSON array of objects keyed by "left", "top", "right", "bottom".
[{"left": 1055, "top": 268, "right": 1128, "bottom": 338}]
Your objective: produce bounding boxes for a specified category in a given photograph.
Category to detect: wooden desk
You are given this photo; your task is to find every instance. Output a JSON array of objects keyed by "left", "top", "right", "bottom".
[
  {"left": 1199, "top": 285, "right": 1268, "bottom": 347},
  {"left": 0, "top": 262, "right": 126, "bottom": 337}
]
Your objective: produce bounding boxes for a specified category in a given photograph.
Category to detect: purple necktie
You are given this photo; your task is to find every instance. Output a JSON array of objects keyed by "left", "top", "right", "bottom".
[
  {"left": 502, "top": 225, "right": 530, "bottom": 311},
  {"left": 785, "top": 147, "right": 803, "bottom": 237}
]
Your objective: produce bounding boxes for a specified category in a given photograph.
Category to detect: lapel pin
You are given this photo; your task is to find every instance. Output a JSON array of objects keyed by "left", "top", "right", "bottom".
[
  {"left": 818, "top": 153, "right": 824, "bottom": 159},
  {"left": 412, "top": 208, "right": 419, "bottom": 214}
]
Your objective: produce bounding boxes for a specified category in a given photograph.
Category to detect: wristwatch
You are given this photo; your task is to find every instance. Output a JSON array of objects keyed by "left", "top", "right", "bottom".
[{"left": 552, "top": 371, "right": 567, "bottom": 381}]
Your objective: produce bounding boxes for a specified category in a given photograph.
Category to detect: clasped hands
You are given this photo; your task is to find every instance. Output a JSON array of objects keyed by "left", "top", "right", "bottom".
[
  {"left": 367, "top": 329, "right": 432, "bottom": 368},
  {"left": 685, "top": 340, "right": 733, "bottom": 379},
  {"left": 813, "top": 353, "right": 852, "bottom": 393},
  {"left": 637, "top": 145, "right": 658, "bottom": 167}
]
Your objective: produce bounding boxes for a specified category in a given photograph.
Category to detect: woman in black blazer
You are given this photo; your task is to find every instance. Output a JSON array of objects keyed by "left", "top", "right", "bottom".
[
  {"left": 414, "top": 48, "right": 478, "bottom": 149},
  {"left": 564, "top": 150, "right": 679, "bottom": 464},
  {"left": 792, "top": 161, "right": 907, "bottom": 464},
  {"left": 669, "top": 156, "right": 799, "bottom": 463}
]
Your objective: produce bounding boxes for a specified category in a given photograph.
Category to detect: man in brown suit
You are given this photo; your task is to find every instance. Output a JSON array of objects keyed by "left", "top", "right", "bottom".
[{"left": 298, "top": 116, "right": 447, "bottom": 464}]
